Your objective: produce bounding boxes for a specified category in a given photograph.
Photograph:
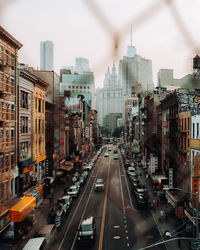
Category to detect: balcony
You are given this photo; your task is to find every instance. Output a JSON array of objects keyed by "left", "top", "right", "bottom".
[
  {"left": 0, "top": 108, "right": 14, "bottom": 123},
  {"left": 0, "top": 75, "right": 14, "bottom": 95},
  {"left": 0, "top": 51, "right": 13, "bottom": 68},
  {"left": 0, "top": 138, "right": 15, "bottom": 152}
]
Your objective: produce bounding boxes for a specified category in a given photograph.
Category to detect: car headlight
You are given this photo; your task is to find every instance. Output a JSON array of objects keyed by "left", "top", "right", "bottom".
[
  {"left": 91, "top": 235, "right": 94, "bottom": 239},
  {"left": 78, "top": 237, "right": 81, "bottom": 240}
]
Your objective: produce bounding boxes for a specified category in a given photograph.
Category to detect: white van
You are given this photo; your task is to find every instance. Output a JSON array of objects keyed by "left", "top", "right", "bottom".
[{"left": 23, "top": 237, "right": 46, "bottom": 250}]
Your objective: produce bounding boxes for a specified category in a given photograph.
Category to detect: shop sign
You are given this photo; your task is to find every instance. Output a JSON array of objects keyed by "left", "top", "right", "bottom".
[
  {"left": 85, "top": 126, "right": 89, "bottom": 138},
  {"left": 23, "top": 167, "right": 29, "bottom": 174},
  {"left": 36, "top": 155, "right": 45, "bottom": 163},
  {"left": 190, "top": 139, "right": 200, "bottom": 151},
  {"left": 169, "top": 168, "right": 173, "bottom": 188},
  {"left": 193, "top": 156, "right": 200, "bottom": 177},
  {"left": 166, "top": 191, "right": 176, "bottom": 208},
  {"left": 193, "top": 177, "right": 199, "bottom": 194}
]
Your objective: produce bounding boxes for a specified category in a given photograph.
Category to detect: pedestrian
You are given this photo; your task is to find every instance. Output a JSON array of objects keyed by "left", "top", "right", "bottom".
[
  {"left": 49, "top": 196, "right": 53, "bottom": 208},
  {"left": 153, "top": 200, "right": 157, "bottom": 210}
]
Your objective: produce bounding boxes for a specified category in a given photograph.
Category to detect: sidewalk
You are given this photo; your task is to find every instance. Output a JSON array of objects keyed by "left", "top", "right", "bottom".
[
  {"left": 13, "top": 172, "right": 73, "bottom": 250},
  {"left": 137, "top": 166, "right": 192, "bottom": 250}
]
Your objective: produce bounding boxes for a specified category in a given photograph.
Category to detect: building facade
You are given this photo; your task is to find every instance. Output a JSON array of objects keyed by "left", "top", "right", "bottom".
[
  {"left": 0, "top": 26, "right": 22, "bottom": 232},
  {"left": 60, "top": 69, "right": 95, "bottom": 109},
  {"left": 96, "top": 64, "right": 123, "bottom": 127},
  {"left": 18, "top": 68, "right": 35, "bottom": 194}
]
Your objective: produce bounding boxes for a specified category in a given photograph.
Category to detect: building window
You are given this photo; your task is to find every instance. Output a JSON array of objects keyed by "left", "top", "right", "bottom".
[
  {"left": 11, "top": 128, "right": 14, "bottom": 139},
  {"left": 188, "top": 117, "right": 190, "bottom": 131},
  {"left": 11, "top": 154, "right": 14, "bottom": 167},
  {"left": 39, "top": 119, "right": 41, "bottom": 134},
  {"left": 38, "top": 99, "right": 41, "bottom": 113},
  {"left": 193, "top": 123, "right": 195, "bottom": 138},
  {"left": 84, "top": 86, "right": 86, "bottom": 89},
  {"left": 185, "top": 118, "right": 187, "bottom": 130},
  {"left": 21, "top": 117, "right": 28, "bottom": 134},
  {"left": 21, "top": 91, "right": 28, "bottom": 109},
  {"left": 80, "top": 86, "right": 82, "bottom": 89},
  {"left": 197, "top": 123, "right": 199, "bottom": 138},
  {"left": 35, "top": 97, "right": 37, "bottom": 111},
  {"left": 68, "top": 86, "right": 71, "bottom": 88},
  {"left": 35, "top": 119, "right": 37, "bottom": 134},
  {"left": 76, "top": 86, "right": 78, "bottom": 89},
  {"left": 21, "top": 141, "right": 28, "bottom": 159},
  {"left": 72, "top": 86, "right": 75, "bottom": 89},
  {"left": 87, "top": 86, "right": 90, "bottom": 89}
]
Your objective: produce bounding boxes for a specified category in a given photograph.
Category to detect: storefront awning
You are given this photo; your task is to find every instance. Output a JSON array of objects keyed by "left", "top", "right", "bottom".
[{"left": 10, "top": 196, "right": 36, "bottom": 222}]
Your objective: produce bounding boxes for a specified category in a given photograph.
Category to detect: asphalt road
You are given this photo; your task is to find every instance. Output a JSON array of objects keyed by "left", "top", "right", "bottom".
[{"left": 48, "top": 145, "right": 166, "bottom": 250}]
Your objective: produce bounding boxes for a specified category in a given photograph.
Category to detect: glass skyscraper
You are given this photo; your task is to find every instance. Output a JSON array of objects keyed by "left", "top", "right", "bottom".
[{"left": 40, "top": 40, "right": 54, "bottom": 71}]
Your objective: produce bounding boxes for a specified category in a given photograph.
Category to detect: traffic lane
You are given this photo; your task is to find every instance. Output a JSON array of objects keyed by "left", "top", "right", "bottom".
[
  {"left": 49, "top": 157, "right": 102, "bottom": 250},
  {"left": 71, "top": 154, "right": 110, "bottom": 250},
  {"left": 118, "top": 154, "right": 166, "bottom": 250},
  {"left": 101, "top": 155, "right": 133, "bottom": 250}
]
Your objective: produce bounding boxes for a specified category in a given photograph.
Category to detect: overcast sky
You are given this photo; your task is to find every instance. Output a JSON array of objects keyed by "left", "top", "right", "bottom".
[{"left": 1, "top": 0, "right": 200, "bottom": 88}]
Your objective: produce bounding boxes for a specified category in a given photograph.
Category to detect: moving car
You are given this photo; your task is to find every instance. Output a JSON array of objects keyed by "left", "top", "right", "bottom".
[
  {"left": 77, "top": 216, "right": 96, "bottom": 246},
  {"left": 95, "top": 179, "right": 104, "bottom": 192},
  {"left": 104, "top": 152, "right": 109, "bottom": 157},
  {"left": 113, "top": 154, "right": 118, "bottom": 160}
]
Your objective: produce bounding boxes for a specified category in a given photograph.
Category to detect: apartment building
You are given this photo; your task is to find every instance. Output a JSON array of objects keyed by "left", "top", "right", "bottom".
[
  {"left": 33, "top": 78, "right": 48, "bottom": 182},
  {"left": 0, "top": 26, "right": 22, "bottom": 232}
]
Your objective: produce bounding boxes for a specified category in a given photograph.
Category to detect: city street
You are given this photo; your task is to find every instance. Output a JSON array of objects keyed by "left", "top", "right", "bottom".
[{"left": 47, "top": 145, "right": 166, "bottom": 250}]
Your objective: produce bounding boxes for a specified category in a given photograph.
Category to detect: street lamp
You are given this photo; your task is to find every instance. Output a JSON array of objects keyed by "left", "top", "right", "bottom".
[{"left": 163, "top": 187, "right": 199, "bottom": 239}]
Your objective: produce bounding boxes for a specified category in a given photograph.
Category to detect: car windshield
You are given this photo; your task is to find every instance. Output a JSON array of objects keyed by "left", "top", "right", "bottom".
[
  {"left": 96, "top": 179, "right": 103, "bottom": 184},
  {"left": 69, "top": 187, "right": 77, "bottom": 192},
  {"left": 81, "top": 224, "right": 93, "bottom": 231}
]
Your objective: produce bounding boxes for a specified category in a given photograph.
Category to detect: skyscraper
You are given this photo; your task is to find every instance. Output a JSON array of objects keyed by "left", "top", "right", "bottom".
[
  {"left": 40, "top": 40, "right": 54, "bottom": 71},
  {"left": 75, "top": 57, "right": 90, "bottom": 74}
]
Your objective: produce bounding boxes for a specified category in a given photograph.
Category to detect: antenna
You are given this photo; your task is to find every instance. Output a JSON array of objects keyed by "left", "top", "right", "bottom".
[{"left": 130, "top": 25, "right": 132, "bottom": 46}]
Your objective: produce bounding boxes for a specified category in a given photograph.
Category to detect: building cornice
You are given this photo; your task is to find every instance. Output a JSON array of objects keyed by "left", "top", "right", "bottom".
[{"left": 0, "top": 26, "right": 23, "bottom": 49}]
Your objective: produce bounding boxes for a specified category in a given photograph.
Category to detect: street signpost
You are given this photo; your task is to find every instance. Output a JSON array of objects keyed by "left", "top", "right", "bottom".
[{"left": 192, "top": 239, "right": 200, "bottom": 249}]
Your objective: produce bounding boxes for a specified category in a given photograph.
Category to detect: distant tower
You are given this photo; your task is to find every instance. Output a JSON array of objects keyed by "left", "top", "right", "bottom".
[
  {"left": 193, "top": 55, "right": 200, "bottom": 80},
  {"left": 127, "top": 25, "right": 136, "bottom": 58},
  {"left": 40, "top": 41, "right": 54, "bottom": 71},
  {"left": 75, "top": 57, "right": 90, "bottom": 74}
]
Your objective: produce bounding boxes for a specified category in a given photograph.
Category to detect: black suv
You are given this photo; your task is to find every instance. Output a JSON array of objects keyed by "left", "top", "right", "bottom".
[{"left": 77, "top": 216, "right": 96, "bottom": 246}]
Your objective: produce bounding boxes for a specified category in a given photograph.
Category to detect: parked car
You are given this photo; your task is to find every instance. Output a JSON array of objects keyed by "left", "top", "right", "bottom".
[
  {"left": 67, "top": 185, "right": 79, "bottom": 198},
  {"left": 81, "top": 171, "right": 88, "bottom": 179},
  {"left": 77, "top": 216, "right": 96, "bottom": 246},
  {"left": 79, "top": 176, "right": 86, "bottom": 185},
  {"left": 95, "top": 179, "right": 104, "bottom": 192},
  {"left": 61, "top": 195, "right": 73, "bottom": 208},
  {"left": 83, "top": 164, "right": 93, "bottom": 171}
]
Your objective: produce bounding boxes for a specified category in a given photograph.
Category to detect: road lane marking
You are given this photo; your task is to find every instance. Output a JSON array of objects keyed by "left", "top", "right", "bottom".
[
  {"left": 98, "top": 158, "right": 111, "bottom": 250},
  {"left": 118, "top": 165, "right": 125, "bottom": 214}
]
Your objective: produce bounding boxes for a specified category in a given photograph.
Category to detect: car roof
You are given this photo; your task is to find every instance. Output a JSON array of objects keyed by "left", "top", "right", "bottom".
[
  {"left": 70, "top": 185, "right": 77, "bottom": 189},
  {"left": 96, "top": 178, "right": 103, "bottom": 182},
  {"left": 82, "top": 216, "right": 94, "bottom": 225},
  {"left": 62, "top": 195, "right": 71, "bottom": 199}
]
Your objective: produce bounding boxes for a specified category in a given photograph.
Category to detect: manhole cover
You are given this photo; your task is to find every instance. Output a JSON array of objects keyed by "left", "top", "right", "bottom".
[
  {"left": 113, "top": 225, "right": 120, "bottom": 229},
  {"left": 113, "top": 236, "right": 121, "bottom": 239},
  {"left": 146, "top": 235, "right": 153, "bottom": 240}
]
